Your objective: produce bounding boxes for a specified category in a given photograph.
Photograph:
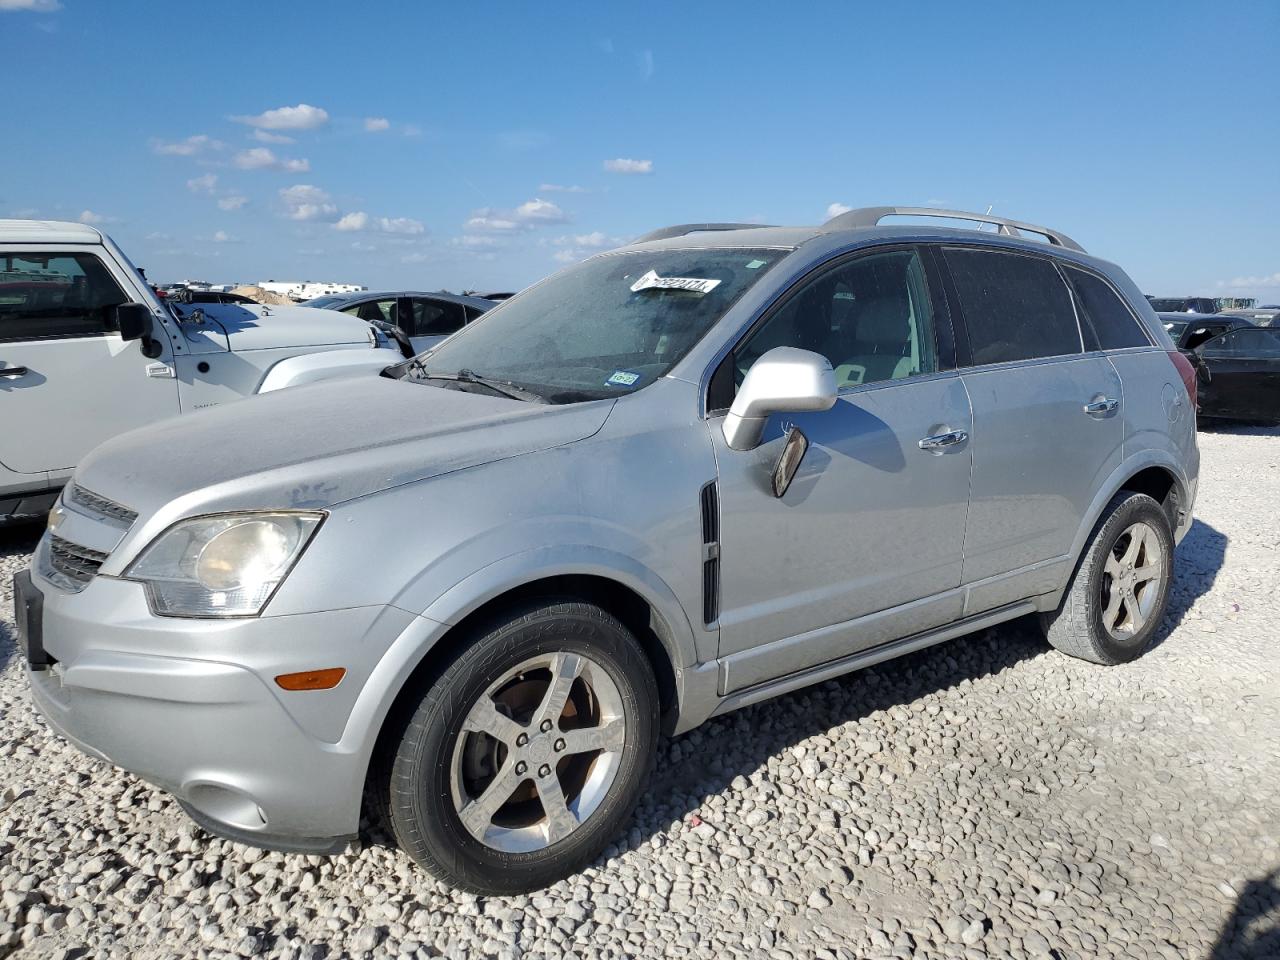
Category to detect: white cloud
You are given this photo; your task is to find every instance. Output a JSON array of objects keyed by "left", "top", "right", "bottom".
[
  {"left": 218, "top": 195, "right": 248, "bottom": 211},
  {"left": 1219, "top": 271, "right": 1280, "bottom": 290},
  {"left": 377, "top": 216, "right": 425, "bottom": 235},
  {"left": 279, "top": 184, "right": 337, "bottom": 221},
  {"left": 0, "top": 0, "right": 62, "bottom": 11},
  {"left": 514, "top": 198, "right": 569, "bottom": 224},
  {"left": 334, "top": 211, "right": 370, "bottom": 232},
  {"left": 252, "top": 129, "right": 295, "bottom": 144},
  {"left": 186, "top": 173, "right": 218, "bottom": 194},
  {"left": 77, "top": 210, "right": 109, "bottom": 225},
  {"left": 553, "top": 249, "right": 581, "bottom": 264},
  {"left": 539, "top": 183, "right": 590, "bottom": 194},
  {"left": 604, "top": 157, "right": 652, "bottom": 175},
  {"left": 826, "top": 202, "right": 853, "bottom": 219},
  {"left": 451, "top": 235, "right": 505, "bottom": 248},
  {"left": 153, "top": 134, "right": 224, "bottom": 157},
  {"left": 364, "top": 117, "right": 390, "bottom": 132},
  {"left": 233, "top": 147, "right": 310, "bottom": 172},
  {"left": 212, "top": 230, "right": 239, "bottom": 244},
  {"left": 401, "top": 123, "right": 424, "bottom": 138},
  {"left": 465, "top": 213, "right": 523, "bottom": 233},
  {"left": 145, "top": 231, "right": 171, "bottom": 242},
  {"left": 232, "top": 103, "right": 329, "bottom": 131},
  {"left": 332, "top": 211, "right": 425, "bottom": 234},
  {"left": 573, "top": 231, "right": 611, "bottom": 248}
]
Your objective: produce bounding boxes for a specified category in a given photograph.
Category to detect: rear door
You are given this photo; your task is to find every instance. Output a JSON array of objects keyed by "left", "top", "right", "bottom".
[
  {"left": 1195, "top": 327, "right": 1280, "bottom": 420},
  {"left": 0, "top": 247, "right": 178, "bottom": 475},
  {"left": 941, "top": 246, "right": 1124, "bottom": 611}
]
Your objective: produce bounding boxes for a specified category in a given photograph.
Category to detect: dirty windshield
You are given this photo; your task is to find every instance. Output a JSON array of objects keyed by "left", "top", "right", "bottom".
[{"left": 405, "top": 248, "right": 785, "bottom": 403}]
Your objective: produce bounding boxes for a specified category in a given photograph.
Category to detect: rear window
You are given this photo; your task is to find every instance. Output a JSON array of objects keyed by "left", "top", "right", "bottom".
[
  {"left": 943, "top": 248, "right": 1082, "bottom": 365},
  {"left": 1064, "top": 267, "right": 1150, "bottom": 350}
]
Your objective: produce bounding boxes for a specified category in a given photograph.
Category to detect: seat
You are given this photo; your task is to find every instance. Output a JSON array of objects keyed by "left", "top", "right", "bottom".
[{"left": 834, "top": 295, "right": 915, "bottom": 386}]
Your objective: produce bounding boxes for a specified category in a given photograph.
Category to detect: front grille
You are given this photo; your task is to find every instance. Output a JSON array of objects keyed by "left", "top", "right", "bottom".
[
  {"left": 46, "top": 535, "right": 109, "bottom": 589},
  {"left": 68, "top": 483, "right": 138, "bottom": 528}
]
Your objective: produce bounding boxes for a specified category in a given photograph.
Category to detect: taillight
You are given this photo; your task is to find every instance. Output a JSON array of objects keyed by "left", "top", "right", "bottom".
[{"left": 1167, "top": 350, "right": 1197, "bottom": 410}]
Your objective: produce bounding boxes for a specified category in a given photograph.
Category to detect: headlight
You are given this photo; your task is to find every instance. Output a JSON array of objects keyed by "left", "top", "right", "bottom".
[{"left": 125, "top": 512, "right": 323, "bottom": 617}]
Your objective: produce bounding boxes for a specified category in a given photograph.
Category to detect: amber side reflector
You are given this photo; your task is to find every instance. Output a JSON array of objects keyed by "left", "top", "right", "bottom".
[{"left": 275, "top": 667, "right": 346, "bottom": 691}]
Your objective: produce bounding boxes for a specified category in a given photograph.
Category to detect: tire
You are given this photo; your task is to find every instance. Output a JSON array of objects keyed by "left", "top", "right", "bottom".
[
  {"left": 377, "top": 600, "right": 659, "bottom": 894},
  {"left": 1040, "top": 491, "right": 1174, "bottom": 665}
]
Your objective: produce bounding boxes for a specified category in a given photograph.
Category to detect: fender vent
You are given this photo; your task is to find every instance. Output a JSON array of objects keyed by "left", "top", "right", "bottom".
[{"left": 700, "top": 481, "right": 720, "bottom": 625}]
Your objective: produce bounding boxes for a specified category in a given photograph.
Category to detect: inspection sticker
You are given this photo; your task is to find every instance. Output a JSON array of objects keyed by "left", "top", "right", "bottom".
[
  {"left": 745, "top": 259, "right": 767, "bottom": 269},
  {"left": 630, "top": 269, "right": 721, "bottom": 295},
  {"left": 605, "top": 370, "right": 641, "bottom": 387}
]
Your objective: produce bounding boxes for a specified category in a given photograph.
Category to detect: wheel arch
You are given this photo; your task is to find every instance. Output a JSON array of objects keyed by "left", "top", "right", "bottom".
[{"left": 1069, "top": 455, "right": 1187, "bottom": 573}]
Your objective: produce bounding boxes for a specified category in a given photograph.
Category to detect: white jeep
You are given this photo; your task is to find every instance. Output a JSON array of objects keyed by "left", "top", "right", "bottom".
[{"left": 0, "top": 220, "right": 403, "bottom": 519}]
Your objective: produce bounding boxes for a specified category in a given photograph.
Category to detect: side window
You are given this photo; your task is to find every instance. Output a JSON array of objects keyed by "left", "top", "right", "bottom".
[
  {"left": 1202, "top": 328, "right": 1280, "bottom": 359},
  {"left": 1064, "top": 267, "right": 1151, "bottom": 350},
  {"left": 943, "top": 248, "right": 1082, "bottom": 365},
  {"left": 0, "top": 252, "right": 128, "bottom": 342},
  {"left": 412, "top": 299, "right": 466, "bottom": 337},
  {"left": 1183, "top": 324, "right": 1229, "bottom": 351},
  {"left": 463, "top": 304, "right": 487, "bottom": 323},
  {"left": 342, "top": 298, "right": 397, "bottom": 325},
  {"left": 733, "top": 249, "right": 938, "bottom": 391}
]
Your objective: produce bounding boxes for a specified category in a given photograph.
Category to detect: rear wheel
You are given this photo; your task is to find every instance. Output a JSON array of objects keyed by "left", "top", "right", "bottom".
[
  {"left": 379, "top": 601, "right": 658, "bottom": 894},
  {"left": 1040, "top": 492, "right": 1174, "bottom": 665}
]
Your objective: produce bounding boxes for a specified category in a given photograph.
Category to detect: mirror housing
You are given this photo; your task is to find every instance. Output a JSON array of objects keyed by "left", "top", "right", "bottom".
[
  {"left": 722, "top": 346, "right": 837, "bottom": 451},
  {"left": 113, "top": 302, "right": 152, "bottom": 342}
]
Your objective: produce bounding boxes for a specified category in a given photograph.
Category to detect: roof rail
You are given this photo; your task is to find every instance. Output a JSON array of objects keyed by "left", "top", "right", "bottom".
[
  {"left": 820, "top": 206, "right": 1085, "bottom": 253},
  {"left": 632, "top": 222, "right": 776, "bottom": 244}
]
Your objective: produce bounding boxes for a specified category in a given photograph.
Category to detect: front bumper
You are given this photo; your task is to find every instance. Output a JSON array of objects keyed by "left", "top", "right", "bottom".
[{"left": 22, "top": 570, "right": 417, "bottom": 852}]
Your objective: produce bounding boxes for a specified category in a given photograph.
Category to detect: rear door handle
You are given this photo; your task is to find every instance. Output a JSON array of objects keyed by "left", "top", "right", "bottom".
[
  {"left": 918, "top": 429, "right": 968, "bottom": 451},
  {"left": 0, "top": 366, "right": 29, "bottom": 380},
  {"left": 1083, "top": 398, "right": 1120, "bottom": 414}
]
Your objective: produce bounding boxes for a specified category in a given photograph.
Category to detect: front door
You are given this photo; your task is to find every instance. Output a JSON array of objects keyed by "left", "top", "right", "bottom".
[
  {"left": 1195, "top": 326, "right": 1280, "bottom": 420},
  {"left": 712, "top": 247, "right": 973, "bottom": 693},
  {"left": 0, "top": 248, "right": 178, "bottom": 475}
]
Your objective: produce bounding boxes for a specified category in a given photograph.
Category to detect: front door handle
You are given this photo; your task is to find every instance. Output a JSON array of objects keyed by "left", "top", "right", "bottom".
[
  {"left": 918, "top": 429, "right": 968, "bottom": 451},
  {"left": 1083, "top": 398, "right": 1120, "bottom": 415},
  {"left": 0, "top": 366, "right": 29, "bottom": 380}
]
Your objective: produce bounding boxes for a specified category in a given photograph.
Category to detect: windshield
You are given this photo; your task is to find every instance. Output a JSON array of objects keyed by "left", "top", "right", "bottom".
[
  {"left": 303, "top": 295, "right": 348, "bottom": 309},
  {"left": 406, "top": 247, "right": 786, "bottom": 402}
]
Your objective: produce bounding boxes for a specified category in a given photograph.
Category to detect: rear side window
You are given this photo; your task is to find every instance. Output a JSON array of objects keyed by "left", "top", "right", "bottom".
[
  {"left": 412, "top": 298, "right": 466, "bottom": 337},
  {"left": 1064, "top": 267, "right": 1150, "bottom": 350},
  {"left": 0, "top": 252, "right": 128, "bottom": 342},
  {"left": 944, "top": 248, "right": 1082, "bottom": 365}
]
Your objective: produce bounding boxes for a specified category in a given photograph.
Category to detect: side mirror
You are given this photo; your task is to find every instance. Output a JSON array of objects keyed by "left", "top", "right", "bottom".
[
  {"left": 722, "top": 346, "right": 837, "bottom": 451},
  {"left": 113, "top": 302, "right": 152, "bottom": 342}
]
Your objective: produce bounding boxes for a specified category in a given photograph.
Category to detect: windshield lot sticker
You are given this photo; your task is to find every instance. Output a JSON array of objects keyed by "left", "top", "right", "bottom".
[
  {"left": 630, "top": 270, "right": 722, "bottom": 295},
  {"left": 745, "top": 259, "right": 767, "bottom": 269},
  {"left": 606, "top": 370, "right": 641, "bottom": 387}
]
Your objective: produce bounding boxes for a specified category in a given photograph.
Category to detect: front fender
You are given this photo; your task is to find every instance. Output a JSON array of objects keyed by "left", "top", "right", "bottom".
[{"left": 257, "top": 348, "right": 402, "bottom": 393}]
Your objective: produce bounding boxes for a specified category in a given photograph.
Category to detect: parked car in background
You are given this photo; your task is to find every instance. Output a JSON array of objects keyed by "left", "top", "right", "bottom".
[
  {"left": 1159, "top": 312, "right": 1254, "bottom": 351},
  {"left": 1148, "top": 296, "right": 1220, "bottom": 314},
  {"left": 1182, "top": 324, "right": 1280, "bottom": 423},
  {"left": 17, "top": 206, "right": 1198, "bottom": 894},
  {"left": 0, "top": 220, "right": 403, "bottom": 520},
  {"left": 167, "top": 288, "right": 259, "bottom": 305},
  {"left": 304, "top": 290, "right": 495, "bottom": 355},
  {"left": 1220, "top": 305, "right": 1280, "bottom": 327}
]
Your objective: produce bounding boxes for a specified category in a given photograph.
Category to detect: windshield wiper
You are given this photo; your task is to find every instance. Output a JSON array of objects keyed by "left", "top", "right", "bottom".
[{"left": 412, "top": 367, "right": 547, "bottom": 403}]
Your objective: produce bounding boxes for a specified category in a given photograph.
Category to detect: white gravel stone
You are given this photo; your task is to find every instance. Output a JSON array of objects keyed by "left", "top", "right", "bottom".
[{"left": 0, "top": 425, "right": 1277, "bottom": 959}]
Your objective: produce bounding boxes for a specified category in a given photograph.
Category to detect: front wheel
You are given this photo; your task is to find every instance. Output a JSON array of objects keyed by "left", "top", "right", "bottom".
[
  {"left": 1040, "top": 491, "right": 1174, "bottom": 665},
  {"left": 379, "top": 601, "right": 658, "bottom": 894}
]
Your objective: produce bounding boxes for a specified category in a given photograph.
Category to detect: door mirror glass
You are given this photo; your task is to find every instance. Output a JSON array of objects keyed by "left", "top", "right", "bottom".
[
  {"left": 771, "top": 426, "right": 809, "bottom": 498},
  {"left": 723, "top": 346, "right": 836, "bottom": 451},
  {"left": 113, "top": 302, "right": 152, "bottom": 342}
]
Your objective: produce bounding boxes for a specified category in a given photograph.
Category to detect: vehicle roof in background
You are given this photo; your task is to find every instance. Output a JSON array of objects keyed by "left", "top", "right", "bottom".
[
  {"left": 0, "top": 219, "right": 104, "bottom": 244},
  {"left": 318, "top": 290, "right": 496, "bottom": 308}
]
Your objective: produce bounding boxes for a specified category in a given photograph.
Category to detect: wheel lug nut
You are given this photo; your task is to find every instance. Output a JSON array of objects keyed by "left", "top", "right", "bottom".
[
  {"left": 538, "top": 764, "right": 551, "bottom": 778},
  {"left": 554, "top": 738, "right": 566, "bottom": 752},
  {"left": 515, "top": 733, "right": 528, "bottom": 747},
  {"left": 515, "top": 761, "right": 527, "bottom": 775},
  {"left": 539, "top": 719, "right": 553, "bottom": 733}
]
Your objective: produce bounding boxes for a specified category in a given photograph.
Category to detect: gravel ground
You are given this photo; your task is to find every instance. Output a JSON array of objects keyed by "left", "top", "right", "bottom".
[{"left": 1, "top": 424, "right": 1277, "bottom": 960}]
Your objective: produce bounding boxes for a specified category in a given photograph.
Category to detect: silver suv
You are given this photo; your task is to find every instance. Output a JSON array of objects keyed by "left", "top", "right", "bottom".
[{"left": 16, "top": 207, "right": 1199, "bottom": 894}]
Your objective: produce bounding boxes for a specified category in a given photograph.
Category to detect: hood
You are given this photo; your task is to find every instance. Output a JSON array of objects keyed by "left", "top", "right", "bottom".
[
  {"left": 176, "top": 303, "right": 375, "bottom": 352},
  {"left": 75, "top": 377, "right": 614, "bottom": 521}
]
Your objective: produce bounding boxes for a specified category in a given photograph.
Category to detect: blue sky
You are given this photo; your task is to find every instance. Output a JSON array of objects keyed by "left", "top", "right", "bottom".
[{"left": 2, "top": 0, "right": 1277, "bottom": 298}]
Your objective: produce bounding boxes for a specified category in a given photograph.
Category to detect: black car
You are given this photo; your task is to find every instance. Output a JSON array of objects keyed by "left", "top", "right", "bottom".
[
  {"left": 1181, "top": 324, "right": 1280, "bottom": 423},
  {"left": 1159, "top": 312, "right": 1255, "bottom": 351},
  {"left": 303, "top": 290, "right": 496, "bottom": 356},
  {"left": 1149, "top": 296, "right": 1220, "bottom": 314}
]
